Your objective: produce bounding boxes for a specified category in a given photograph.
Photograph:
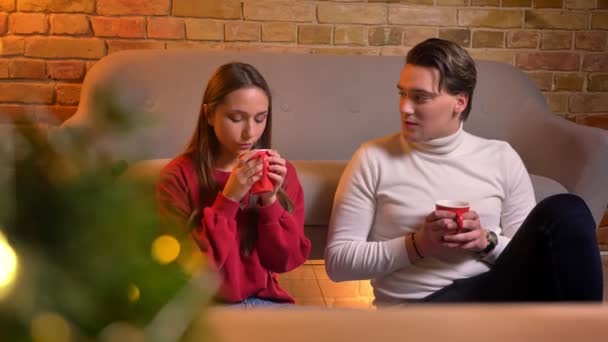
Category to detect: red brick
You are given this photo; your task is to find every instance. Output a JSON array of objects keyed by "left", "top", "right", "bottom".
[
  {"left": 173, "top": 0, "right": 241, "bottom": 19},
  {"left": 9, "top": 58, "right": 45, "bottom": 79},
  {"left": 524, "top": 71, "right": 553, "bottom": 91},
  {"left": 0, "top": 0, "right": 15, "bottom": 12},
  {"left": 0, "top": 104, "right": 31, "bottom": 124},
  {"left": 56, "top": 84, "right": 81, "bottom": 105},
  {"left": 225, "top": 22, "right": 260, "bottom": 42},
  {"left": 543, "top": 92, "right": 568, "bottom": 113},
  {"left": 565, "top": 0, "right": 596, "bottom": 9},
  {"left": 575, "top": 114, "right": 608, "bottom": 130},
  {"left": 0, "top": 36, "right": 25, "bottom": 56},
  {"left": 502, "top": 0, "right": 533, "bottom": 5},
  {"left": 507, "top": 30, "right": 538, "bottom": 48},
  {"left": 592, "top": 13, "right": 608, "bottom": 30},
  {"left": 525, "top": 10, "right": 588, "bottom": 30},
  {"left": 583, "top": 54, "right": 608, "bottom": 72},
  {"left": 18, "top": 0, "right": 94, "bottom": 13},
  {"left": 25, "top": 37, "right": 105, "bottom": 59},
  {"left": 0, "top": 82, "right": 53, "bottom": 104},
  {"left": 575, "top": 31, "right": 607, "bottom": 52},
  {"left": 472, "top": 30, "right": 505, "bottom": 48},
  {"left": 244, "top": 1, "right": 314, "bottom": 22},
  {"left": 516, "top": 52, "right": 579, "bottom": 71},
  {"left": 147, "top": 17, "right": 184, "bottom": 40},
  {"left": 369, "top": 27, "right": 403, "bottom": 46},
  {"left": 554, "top": 73, "right": 584, "bottom": 91},
  {"left": 534, "top": 0, "right": 563, "bottom": 7},
  {"left": 97, "top": 0, "right": 170, "bottom": 15},
  {"left": 540, "top": 31, "right": 572, "bottom": 50},
  {"left": 49, "top": 14, "right": 89, "bottom": 35},
  {"left": 35, "top": 105, "right": 77, "bottom": 125},
  {"left": 0, "top": 58, "right": 7, "bottom": 78},
  {"left": 47, "top": 60, "right": 84, "bottom": 80},
  {"left": 0, "top": 13, "right": 7, "bottom": 34},
  {"left": 9, "top": 13, "right": 47, "bottom": 34},
  {"left": 106, "top": 40, "right": 165, "bottom": 54},
  {"left": 91, "top": 17, "right": 145, "bottom": 38},
  {"left": 569, "top": 94, "right": 608, "bottom": 113},
  {"left": 588, "top": 74, "right": 608, "bottom": 91},
  {"left": 439, "top": 29, "right": 470, "bottom": 47}
]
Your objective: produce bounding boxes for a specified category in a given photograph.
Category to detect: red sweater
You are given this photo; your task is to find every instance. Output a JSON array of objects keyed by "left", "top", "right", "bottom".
[{"left": 156, "top": 155, "right": 311, "bottom": 303}]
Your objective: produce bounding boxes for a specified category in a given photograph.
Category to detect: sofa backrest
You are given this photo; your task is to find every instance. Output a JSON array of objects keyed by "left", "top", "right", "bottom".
[{"left": 57, "top": 49, "right": 608, "bottom": 227}]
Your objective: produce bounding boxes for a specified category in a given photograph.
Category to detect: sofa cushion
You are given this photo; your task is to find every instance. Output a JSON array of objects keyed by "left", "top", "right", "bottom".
[{"left": 529, "top": 174, "right": 568, "bottom": 203}]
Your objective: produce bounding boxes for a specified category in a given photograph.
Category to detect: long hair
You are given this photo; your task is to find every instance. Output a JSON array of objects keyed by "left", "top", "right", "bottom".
[{"left": 183, "top": 62, "right": 293, "bottom": 255}]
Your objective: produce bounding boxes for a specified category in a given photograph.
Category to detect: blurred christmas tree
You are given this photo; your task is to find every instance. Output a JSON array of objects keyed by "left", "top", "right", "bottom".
[{"left": 0, "top": 88, "right": 215, "bottom": 341}]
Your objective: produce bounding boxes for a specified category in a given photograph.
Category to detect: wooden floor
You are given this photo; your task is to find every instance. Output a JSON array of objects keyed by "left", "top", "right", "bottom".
[{"left": 280, "top": 253, "right": 608, "bottom": 308}]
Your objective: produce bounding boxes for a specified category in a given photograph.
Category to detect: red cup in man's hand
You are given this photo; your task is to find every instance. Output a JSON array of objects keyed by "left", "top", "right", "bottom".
[{"left": 435, "top": 200, "right": 470, "bottom": 233}]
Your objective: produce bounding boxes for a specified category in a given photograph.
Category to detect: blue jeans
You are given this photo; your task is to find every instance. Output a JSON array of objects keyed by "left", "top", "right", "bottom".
[
  {"left": 424, "top": 194, "right": 603, "bottom": 302},
  {"left": 228, "top": 297, "right": 292, "bottom": 309}
]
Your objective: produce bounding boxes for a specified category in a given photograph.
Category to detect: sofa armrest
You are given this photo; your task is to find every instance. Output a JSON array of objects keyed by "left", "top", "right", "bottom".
[{"left": 510, "top": 107, "right": 608, "bottom": 226}]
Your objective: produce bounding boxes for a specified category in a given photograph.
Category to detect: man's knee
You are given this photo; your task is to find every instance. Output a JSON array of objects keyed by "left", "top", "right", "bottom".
[{"left": 536, "top": 193, "right": 596, "bottom": 235}]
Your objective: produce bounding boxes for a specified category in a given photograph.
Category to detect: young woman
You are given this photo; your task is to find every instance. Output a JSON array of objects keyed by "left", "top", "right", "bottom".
[{"left": 157, "top": 62, "right": 311, "bottom": 307}]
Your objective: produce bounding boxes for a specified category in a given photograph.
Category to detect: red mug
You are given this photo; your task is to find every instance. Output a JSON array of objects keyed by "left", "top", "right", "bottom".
[
  {"left": 435, "top": 200, "right": 470, "bottom": 233},
  {"left": 249, "top": 149, "right": 274, "bottom": 195}
]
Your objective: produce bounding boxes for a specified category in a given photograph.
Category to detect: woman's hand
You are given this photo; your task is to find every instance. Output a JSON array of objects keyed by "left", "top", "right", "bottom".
[
  {"left": 221, "top": 150, "right": 264, "bottom": 203},
  {"left": 441, "top": 211, "right": 488, "bottom": 252},
  {"left": 259, "top": 150, "right": 287, "bottom": 206}
]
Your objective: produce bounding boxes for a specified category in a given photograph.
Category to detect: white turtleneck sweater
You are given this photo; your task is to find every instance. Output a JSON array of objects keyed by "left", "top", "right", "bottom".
[{"left": 325, "top": 126, "right": 536, "bottom": 302}]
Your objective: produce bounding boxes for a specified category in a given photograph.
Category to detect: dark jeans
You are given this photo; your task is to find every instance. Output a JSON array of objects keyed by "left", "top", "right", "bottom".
[{"left": 423, "top": 194, "right": 604, "bottom": 303}]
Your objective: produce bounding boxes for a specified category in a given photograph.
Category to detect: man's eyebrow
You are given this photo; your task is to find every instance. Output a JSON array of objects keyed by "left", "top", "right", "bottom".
[{"left": 396, "top": 85, "right": 436, "bottom": 95}]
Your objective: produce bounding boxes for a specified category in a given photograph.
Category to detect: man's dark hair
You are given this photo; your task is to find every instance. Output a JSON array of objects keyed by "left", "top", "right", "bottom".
[{"left": 406, "top": 38, "right": 477, "bottom": 121}]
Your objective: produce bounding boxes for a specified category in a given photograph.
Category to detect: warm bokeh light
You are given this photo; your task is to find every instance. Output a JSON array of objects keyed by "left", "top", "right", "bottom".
[
  {"left": 127, "top": 283, "right": 140, "bottom": 303},
  {"left": 99, "top": 322, "right": 144, "bottom": 342},
  {"left": 176, "top": 238, "right": 206, "bottom": 275},
  {"left": 31, "top": 312, "right": 72, "bottom": 342},
  {"left": 0, "top": 230, "right": 18, "bottom": 299},
  {"left": 151, "top": 235, "right": 181, "bottom": 265}
]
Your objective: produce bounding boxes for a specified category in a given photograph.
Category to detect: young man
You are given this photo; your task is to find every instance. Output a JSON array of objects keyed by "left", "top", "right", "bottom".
[{"left": 325, "top": 38, "right": 603, "bottom": 305}]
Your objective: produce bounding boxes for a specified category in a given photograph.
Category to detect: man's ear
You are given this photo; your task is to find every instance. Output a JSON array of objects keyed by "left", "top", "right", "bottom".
[{"left": 453, "top": 93, "right": 468, "bottom": 118}]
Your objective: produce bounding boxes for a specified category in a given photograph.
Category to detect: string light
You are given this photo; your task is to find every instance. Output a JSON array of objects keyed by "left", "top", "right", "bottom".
[
  {"left": 0, "top": 230, "right": 18, "bottom": 300},
  {"left": 151, "top": 235, "right": 181, "bottom": 265}
]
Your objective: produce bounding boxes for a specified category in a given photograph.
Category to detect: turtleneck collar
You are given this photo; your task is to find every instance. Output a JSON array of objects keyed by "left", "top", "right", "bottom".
[{"left": 402, "top": 122, "right": 465, "bottom": 155}]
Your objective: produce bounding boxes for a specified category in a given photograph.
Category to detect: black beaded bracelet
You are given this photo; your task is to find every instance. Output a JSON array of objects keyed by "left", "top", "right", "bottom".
[{"left": 411, "top": 233, "right": 423, "bottom": 259}]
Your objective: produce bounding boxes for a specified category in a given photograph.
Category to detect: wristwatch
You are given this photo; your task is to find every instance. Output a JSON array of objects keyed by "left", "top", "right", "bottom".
[{"left": 477, "top": 229, "right": 498, "bottom": 258}]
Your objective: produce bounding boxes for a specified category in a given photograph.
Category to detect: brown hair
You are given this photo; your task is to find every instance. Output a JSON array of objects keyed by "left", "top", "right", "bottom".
[
  {"left": 183, "top": 62, "right": 293, "bottom": 255},
  {"left": 406, "top": 38, "right": 477, "bottom": 120}
]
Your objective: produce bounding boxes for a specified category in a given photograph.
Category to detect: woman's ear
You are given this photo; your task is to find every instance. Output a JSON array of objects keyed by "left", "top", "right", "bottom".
[{"left": 203, "top": 104, "right": 213, "bottom": 126}]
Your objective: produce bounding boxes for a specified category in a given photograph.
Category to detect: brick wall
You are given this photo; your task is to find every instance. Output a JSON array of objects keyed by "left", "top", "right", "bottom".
[{"left": 0, "top": 0, "right": 606, "bottom": 127}]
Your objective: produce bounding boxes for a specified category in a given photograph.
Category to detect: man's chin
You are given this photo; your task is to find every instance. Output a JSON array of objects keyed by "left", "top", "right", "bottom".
[{"left": 401, "top": 131, "right": 421, "bottom": 143}]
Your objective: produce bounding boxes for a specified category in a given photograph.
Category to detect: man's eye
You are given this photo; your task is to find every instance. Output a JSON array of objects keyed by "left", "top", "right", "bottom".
[{"left": 415, "top": 95, "right": 431, "bottom": 103}]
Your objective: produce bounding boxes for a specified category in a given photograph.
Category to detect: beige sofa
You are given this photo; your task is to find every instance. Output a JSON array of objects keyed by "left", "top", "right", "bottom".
[{"left": 57, "top": 49, "right": 608, "bottom": 259}]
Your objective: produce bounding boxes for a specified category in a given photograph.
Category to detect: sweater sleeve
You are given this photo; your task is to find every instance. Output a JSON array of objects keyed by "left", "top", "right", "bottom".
[
  {"left": 481, "top": 145, "right": 536, "bottom": 264},
  {"left": 325, "top": 145, "right": 411, "bottom": 282},
  {"left": 255, "top": 161, "right": 311, "bottom": 273},
  {"left": 156, "top": 161, "right": 240, "bottom": 271}
]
